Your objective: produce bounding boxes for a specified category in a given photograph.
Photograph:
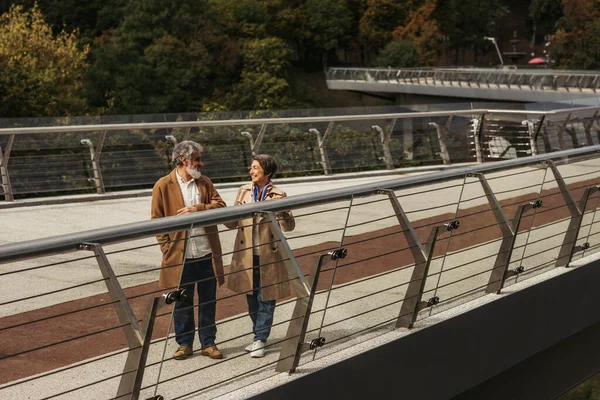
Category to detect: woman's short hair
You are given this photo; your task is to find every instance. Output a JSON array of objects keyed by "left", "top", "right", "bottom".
[
  {"left": 253, "top": 154, "right": 279, "bottom": 179},
  {"left": 172, "top": 140, "right": 204, "bottom": 167}
]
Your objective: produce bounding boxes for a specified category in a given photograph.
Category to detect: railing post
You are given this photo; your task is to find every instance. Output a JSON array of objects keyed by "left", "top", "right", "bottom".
[
  {"left": 372, "top": 119, "right": 396, "bottom": 169},
  {"left": 555, "top": 114, "right": 572, "bottom": 151},
  {"left": 467, "top": 173, "right": 542, "bottom": 293},
  {"left": 0, "top": 134, "right": 15, "bottom": 202},
  {"left": 379, "top": 189, "right": 459, "bottom": 329},
  {"left": 523, "top": 115, "right": 545, "bottom": 156},
  {"left": 165, "top": 135, "right": 178, "bottom": 145},
  {"left": 78, "top": 242, "right": 159, "bottom": 400},
  {"left": 428, "top": 115, "right": 453, "bottom": 165},
  {"left": 264, "top": 211, "right": 335, "bottom": 373},
  {"left": 472, "top": 114, "right": 485, "bottom": 162},
  {"left": 583, "top": 111, "right": 598, "bottom": 146},
  {"left": 81, "top": 131, "right": 106, "bottom": 195},
  {"left": 310, "top": 122, "right": 334, "bottom": 175},
  {"left": 241, "top": 124, "right": 267, "bottom": 155},
  {"left": 544, "top": 161, "right": 600, "bottom": 268}
]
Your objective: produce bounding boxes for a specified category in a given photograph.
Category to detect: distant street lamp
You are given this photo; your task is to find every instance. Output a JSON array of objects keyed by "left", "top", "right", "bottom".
[{"left": 484, "top": 36, "right": 504, "bottom": 68}]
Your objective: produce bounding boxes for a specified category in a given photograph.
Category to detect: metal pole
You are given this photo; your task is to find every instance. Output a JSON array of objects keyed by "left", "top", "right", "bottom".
[
  {"left": 583, "top": 111, "right": 598, "bottom": 146},
  {"left": 381, "top": 189, "right": 460, "bottom": 328},
  {"left": 0, "top": 134, "right": 15, "bottom": 201},
  {"left": 81, "top": 132, "right": 106, "bottom": 195},
  {"left": 372, "top": 120, "right": 396, "bottom": 169},
  {"left": 78, "top": 242, "right": 158, "bottom": 400},
  {"left": 555, "top": 113, "right": 572, "bottom": 151},
  {"left": 310, "top": 122, "right": 334, "bottom": 175},
  {"left": 544, "top": 161, "right": 600, "bottom": 267},
  {"left": 429, "top": 116, "right": 453, "bottom": 165},
  {"left": 241, "top": 124, "right": 267, "bottom": 155},
  {"left": 472, "top": 114, "right": 485, "bottom": 162},
  {"left": 275, "top": 250, "right": 345, "bottom": 372},
  {"left": 470, "top": 173, "right": 543, "bottom": 293}
]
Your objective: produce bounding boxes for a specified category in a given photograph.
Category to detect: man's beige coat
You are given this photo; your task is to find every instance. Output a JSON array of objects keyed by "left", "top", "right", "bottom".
[
  {"left": 225, "top": 183, "right": 295, "bottom": 301},
  {"left": 151, "top": 170, "right": 226, "bottom": 289}
]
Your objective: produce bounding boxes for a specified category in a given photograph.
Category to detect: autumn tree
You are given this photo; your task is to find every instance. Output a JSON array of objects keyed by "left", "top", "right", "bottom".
[
  {"left": 359, "top": 0, "right": 412, "bottom": 55},
  {"left": 394, "top": 0, "right": 442, "bottom": 66},
  {"left": 552, "top": 0, "right": 600, "bottom": 68},
  {"left": 0, "top": 4, "right": 89, "bottom": 117}
]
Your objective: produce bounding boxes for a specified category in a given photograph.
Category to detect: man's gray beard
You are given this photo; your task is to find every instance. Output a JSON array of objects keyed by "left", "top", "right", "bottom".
[{"left": 187, "top": 166, "right": 202, "bottom": 179}]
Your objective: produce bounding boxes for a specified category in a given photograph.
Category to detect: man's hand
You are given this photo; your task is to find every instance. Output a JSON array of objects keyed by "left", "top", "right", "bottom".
[{"left": 177, "top": 206, "right": 196, "bottom": 215}]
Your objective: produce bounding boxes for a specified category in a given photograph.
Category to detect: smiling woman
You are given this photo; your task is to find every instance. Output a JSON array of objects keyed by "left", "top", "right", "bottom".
[{"left": 225, "top": 153, "right": 296, "bottom": 358}]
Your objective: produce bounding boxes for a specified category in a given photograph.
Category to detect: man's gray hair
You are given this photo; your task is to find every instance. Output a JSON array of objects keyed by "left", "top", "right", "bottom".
[{"left": 172, "top": 140, "right": 204, "bottom": 167}]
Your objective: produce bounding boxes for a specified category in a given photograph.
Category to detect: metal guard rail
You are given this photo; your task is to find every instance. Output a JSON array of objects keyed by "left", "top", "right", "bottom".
[
  {"left": 1, "top": 106, "right": 600, "bottom": 135},
  {"left": 1, "top": 145, "right": 598, "bottom": 264},
  {"left": 326, "top": 67, "right": 600, "bottom": 92}
]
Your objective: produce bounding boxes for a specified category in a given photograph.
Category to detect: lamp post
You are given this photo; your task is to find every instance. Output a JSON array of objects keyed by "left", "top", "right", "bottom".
[{"left": 484, "top": 36, "right": 504, "bottom": 68}]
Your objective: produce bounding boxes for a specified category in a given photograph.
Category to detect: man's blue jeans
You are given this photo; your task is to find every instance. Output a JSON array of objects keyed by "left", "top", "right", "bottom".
[
  {"left": 246, "top": 256, "right": 276, "bottom": 342},
  {"left": 173, "top": 254, "right": 217, "bottom": 349}
]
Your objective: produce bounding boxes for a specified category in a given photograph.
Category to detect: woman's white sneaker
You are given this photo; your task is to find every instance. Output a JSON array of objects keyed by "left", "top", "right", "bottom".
[{"left": 249, "top": 340, "right": 265, "bottom": 358}]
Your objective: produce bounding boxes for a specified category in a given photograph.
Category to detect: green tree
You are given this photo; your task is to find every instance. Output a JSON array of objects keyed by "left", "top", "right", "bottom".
[
  {"left": 529, "top": 0, "right": 562, "bottom": 41},
  {"left": 85, "top": 0, "right": 240, "bottom": 114},
  {"left": 227, "top": 37, "right": 296, "bottom": 110},
  {"left": 0, "top": 4, "right": 89, "bottom": 117},
  {"left": 374, "top": 39, "right": 419, "bottom": 67},
  {"left": 304, "top": 0, "right": 353, "bottom": 66},
  {"left": 435, "top": 0, "right": 507, "bottom": 62}
]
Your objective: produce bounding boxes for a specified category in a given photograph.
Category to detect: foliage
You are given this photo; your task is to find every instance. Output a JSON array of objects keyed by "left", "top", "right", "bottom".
[
  {"left": 85, "top": 0, "right": 240, "bottom": 114},
  {"left": 394, "top": 0, "right": 442, "bottom": 66},
  {"left": 435, "top": 0, "right": 507, "bottom": 53},
  {"left": 0, "top": 4, "right": 89, "bottom": 117},
  {"left": 552, "top": 0, "right": 600, "bottom": 69},
  {"left": 2, "top": 0, "right": 600, "bottom": 118},
  {"left": 374, "top": 39, "right": 419, "bottom": 68},
  {"left": 304, "top": 0, "right": 353, "bottom": 64},
  {"left": 358, "top": 0, "right": 412, "bottom": 54},
  {"left": 226, "top": 37, "right": 296, "bottom": 110},
  {"left": 528, "top": 0, "right": 563, "bottom": 33}
]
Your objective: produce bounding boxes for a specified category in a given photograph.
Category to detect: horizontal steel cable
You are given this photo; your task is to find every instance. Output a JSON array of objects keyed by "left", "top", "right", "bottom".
[
  {"left": 167, "top": 355, "right": 292, "bottom": 400},
  {"left": 0, "top": 299, "right": 119, "bottom": 332},
  {"left": 41, "top": 366, "right": 138, "bottom": 400},
  {"left": 433, "top": 264, "right": 497, "bottom": 292},
  {"left": 140, "top": 332, "right": 302, "bottom": 391},
  {"left": 395, "top": 182, "right": 466, "bottom": 199},
  {"left": 342, "top": 228, "right": 407, "bottom": 247},
  {"left": 343, "top": 213, "right": 397, "bottom": 230},
  {"left": 0, "top": 276, "right": 109, "bottom": 307},
  {"left": 0, "top": 254, "right": 96, "bottom": 277},
  {"left": 0, "top": 344, "right": 137, "bottom": 390},
  {"left": 484, "top": 167, "right": 543, "bottom": 181},
  {"left": 0, "top": 320, "right": 131, "bottom": 361}
]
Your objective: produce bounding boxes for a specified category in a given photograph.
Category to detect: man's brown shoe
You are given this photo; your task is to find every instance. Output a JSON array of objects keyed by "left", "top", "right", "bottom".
[
  {"left": 173, "top": 345, "right": 193, "bottom": 360},
  {"left": 200, "top": 345, "right": 223, "bottom": 359}
]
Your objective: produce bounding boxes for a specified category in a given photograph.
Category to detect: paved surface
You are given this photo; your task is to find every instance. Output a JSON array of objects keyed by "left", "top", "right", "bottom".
[{"left": 2, "top": 160, "right": 600, "bottom": 400}]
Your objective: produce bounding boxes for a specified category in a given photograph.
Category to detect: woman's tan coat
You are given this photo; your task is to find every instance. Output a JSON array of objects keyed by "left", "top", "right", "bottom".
[
  {"left": 151, "top": 170, "right": 226, "bottom": 289},
  {"left": 224, "top": 183, "right": 295, "bottom": 301}
]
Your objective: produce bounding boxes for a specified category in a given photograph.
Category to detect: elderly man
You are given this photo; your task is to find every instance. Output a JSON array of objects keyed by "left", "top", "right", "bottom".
[{"left": 151, "top": 140, "right": 226, "bottom": 360}]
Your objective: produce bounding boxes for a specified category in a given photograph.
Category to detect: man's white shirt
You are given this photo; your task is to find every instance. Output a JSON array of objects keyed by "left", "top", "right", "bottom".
[{"left": 176, "top": 171, "right": 211, "bottom": 259}]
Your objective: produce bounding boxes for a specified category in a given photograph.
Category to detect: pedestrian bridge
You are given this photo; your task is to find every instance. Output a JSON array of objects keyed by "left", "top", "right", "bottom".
[
  {"left": 326, "top": 67, "right": 600, "bottom": 103},
  {"left": 2, "top": 107, "right": 600, "bottom": 399}
]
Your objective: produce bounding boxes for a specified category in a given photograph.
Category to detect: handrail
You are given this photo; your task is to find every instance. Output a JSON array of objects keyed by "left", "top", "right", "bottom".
[
  {"left": 327, "top": 66, "right": 600, "bottom": 76},
  {"left": 1, "top": 106, "right": 600, "bottom": 135},
  {"left": 1, "top": 145, "right": 598, "bottom": 264}
]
